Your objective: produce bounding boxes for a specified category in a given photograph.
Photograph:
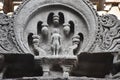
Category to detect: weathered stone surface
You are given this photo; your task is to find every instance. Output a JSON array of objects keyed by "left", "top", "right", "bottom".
[
  {"left": 0, "top": 13, "right": 21, "bottom": 53},
  {"left": 13, "top": 0, "right": 98, "bottom": 54},
  {"left": 94, "top": 14, "right": 120, "bottom": 52},
  {"left": 0, "top": 0, "right": 120, "bottom": 79},
  {"left": 35, "top": 56, "right": 77, "bottom": 77},
  {"left": 2, "top": 77, "right": 120, "bottom": 80}
]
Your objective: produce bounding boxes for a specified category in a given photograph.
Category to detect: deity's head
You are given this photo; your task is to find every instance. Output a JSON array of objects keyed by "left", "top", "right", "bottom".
[
  {"left": 41, "top": 25, "right": 49, "bottom": 36},
  {"left": 63, "top": 24, "right": 70, "bottom": 35}
]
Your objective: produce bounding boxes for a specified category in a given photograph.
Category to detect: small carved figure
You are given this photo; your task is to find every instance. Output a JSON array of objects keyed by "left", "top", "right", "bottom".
[
  {"left": 68, "top": 34, "right": 80, "bottom": 55},
  {"left": 51, "top": 29, "right": 62, "bottom": 55},
  {"left": 32, "top": 35, "right": 46, "bottom": 56}
]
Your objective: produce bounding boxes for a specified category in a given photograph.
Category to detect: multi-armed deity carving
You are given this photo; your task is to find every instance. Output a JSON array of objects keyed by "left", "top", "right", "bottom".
[{"left": 28, "top": 12, "right": 83, "bottom": 56}]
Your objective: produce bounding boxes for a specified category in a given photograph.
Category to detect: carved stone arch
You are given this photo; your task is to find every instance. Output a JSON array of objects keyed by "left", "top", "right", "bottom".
[{"left": 13, "top": 0, "right": 98, "bottom": 54}]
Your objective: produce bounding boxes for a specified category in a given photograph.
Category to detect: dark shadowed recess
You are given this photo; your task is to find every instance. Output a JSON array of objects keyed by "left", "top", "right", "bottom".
[{"left": 0, "top": 53, "right": 43, "bottom": 79}]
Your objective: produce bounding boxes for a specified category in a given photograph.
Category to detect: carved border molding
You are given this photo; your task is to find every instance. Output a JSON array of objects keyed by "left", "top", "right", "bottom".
[
  {"left": 10, "top": 17, "right": 24, "bottom": 53},
  {"left": 83, "top": 0, "right": 99, "bottom": 52}
]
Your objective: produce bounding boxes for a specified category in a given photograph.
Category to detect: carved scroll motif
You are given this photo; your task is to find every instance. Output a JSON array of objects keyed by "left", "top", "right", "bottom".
[
  {"left": 0, "top": 13, "right": 14, "bottom": 51},
  {"left": 98, "top": 14, "right": 120, "bottom": 51}
]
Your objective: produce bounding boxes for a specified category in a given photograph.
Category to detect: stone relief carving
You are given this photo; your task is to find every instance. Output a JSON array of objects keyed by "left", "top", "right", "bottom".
[
  {"left": 68, "top": 33, "right": 83, "bottom": 55},
  {"left": 12, "top": 0, "right": 98, "bottom": 54},
  {"left": 0, "top": 13, "right": 14, "bottom": 51},
  {"left": 84, "top": 0, "right": 100, "bottom": 52},
  {"left": 0, "top": 13, "right": 23, "bottom": 53},
  {"left": 0, "top": 13, "right": 18, "bottom": 53},
  {"left": 97, "top": 14, "right": 120, "bottom": 51},
  {"left": 27, "top": 12, "right": 84, "bottom": 56},
  {"left": 1, "top": 0, "right": 120, "bottom": 79},
  {"left": 51, "top": 28, "right": 62, "bottom": 55}
]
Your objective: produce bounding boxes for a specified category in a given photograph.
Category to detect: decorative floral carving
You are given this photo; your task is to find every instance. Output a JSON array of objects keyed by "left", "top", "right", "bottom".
[
  {"left": 100, "top": 14, "right": 117, "bottom": 28},
  {"left": 98, "top": 14, "right": 120, "bottom": 51},
  {"left": 0, "top": 13, "right": 14, "bottom": 51},
  {"left": 0, "top": 13, "right": 23, "bottom": 53}
]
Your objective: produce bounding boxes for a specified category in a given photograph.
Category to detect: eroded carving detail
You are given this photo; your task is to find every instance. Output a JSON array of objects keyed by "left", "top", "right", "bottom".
[
  {"left": 101, "top": 14, "right": 117, "bottom": 28},
  {"left": 0, "top": 13, "right": 23, "bottom": 53},
  {"left": 32, "top": 35, "right": 47, "bottom": 56},
  {"left": 68, "top": 34, "right": 81, "bottom": 55},
  {"left": 0, "top": 13, "right": 14, "bottom": 51},
  {"left": 98, "top": 14, "right": 120, "bottom": 51}
]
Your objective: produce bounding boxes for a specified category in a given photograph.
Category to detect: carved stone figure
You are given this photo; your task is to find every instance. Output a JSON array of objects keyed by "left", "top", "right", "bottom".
[
  {"left": 32, "top": 35, "right": 46, "bottom": 56},
  {"left": 51, "top": 29, "right": 62, "bottom": 55},
  {"left": 68, "top": 34, "right": 80, "bottom": 55}
]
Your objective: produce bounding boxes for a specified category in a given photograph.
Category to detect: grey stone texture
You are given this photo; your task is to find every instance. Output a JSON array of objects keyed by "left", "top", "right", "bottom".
[{"left": 0, "top": 0, "right": 120, "bottom": 79}]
